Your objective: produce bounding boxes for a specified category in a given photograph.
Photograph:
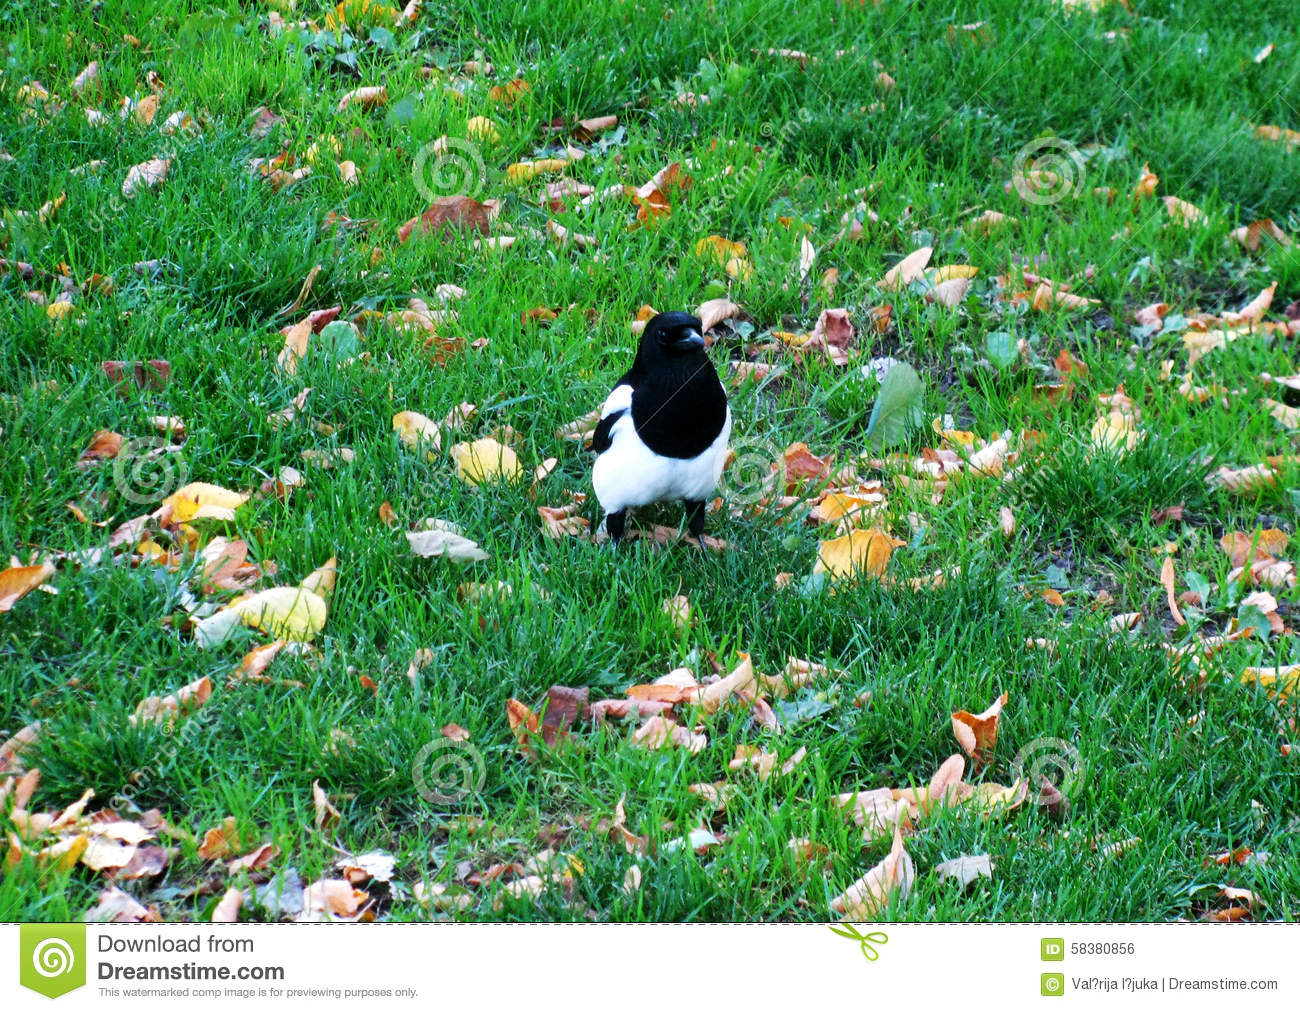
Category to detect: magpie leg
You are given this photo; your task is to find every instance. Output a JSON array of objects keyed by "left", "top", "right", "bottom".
[
  {"left": 605, "top": 508, "right": 627, "bottom": 544},
  {"left": 684, "top": 499, "right": 707, "bottom": 541}
]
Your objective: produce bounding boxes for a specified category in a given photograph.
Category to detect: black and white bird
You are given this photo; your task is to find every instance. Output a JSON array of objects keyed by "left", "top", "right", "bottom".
[{"left": 591, "top": 311, "right": 731, "bottom": 543}]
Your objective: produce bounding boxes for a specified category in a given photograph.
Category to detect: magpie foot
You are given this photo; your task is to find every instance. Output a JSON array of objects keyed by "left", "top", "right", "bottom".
[
  {"left": 684, "top": 499, "right": 707, "bottom": 541},
  {"left": 605, "top": 508, "right": 627, "bottom": 544}
]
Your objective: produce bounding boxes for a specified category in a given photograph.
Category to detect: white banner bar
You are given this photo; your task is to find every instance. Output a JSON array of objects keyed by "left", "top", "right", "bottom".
[{"left": 3, "top": 923, "right": 1296, "bottom": 1009}]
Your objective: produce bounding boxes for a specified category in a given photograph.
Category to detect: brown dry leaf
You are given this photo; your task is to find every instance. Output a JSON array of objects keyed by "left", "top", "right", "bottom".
[
  {"left": 78, "top": 429, "right": 124, "bottom": 464},
  {"left": 441, "top": 723, "right": 470, "bottom": 742},
  {"left": 999, "top": 506, "right": 1016, "bottom": 538},
  {"left": 934, "top": 854, "right": 994, "bottom": 888},
  {"left": 212, "top": 887, "right": 244, "bottom": 923},
  {"left": 1210, "top": 464, "right": 1278, "bottom": 494},
  {"left": 697, "top": 297, "right": 741, "bottom": 334},
  {"left": 783, "top": 442, "right": 831, "bottom": 490},
  {"left": 121, "top": 157, "right": 170, "bottom": 198},
  {"left": 951, "top": 691, "right": 1008, "bottom": 770},
  {"left": 1222, "top": 282, "right": 1277, "bottom": 327},
  {"left": 538, "top": 503, "right": 589, "bottom": 539},
  {"left": 85, "top": 886, "right": 157, "bottom": 923},
  {"left": 300, "top": 879, "right": 371, "bottom": 921},
  {"left": 1230, "top": 219, "right": 1290, "bottom": 252},
  {"left": 811, "top": 307, "right": 856, "bottom": 349},
  {"left": 313, "top": 780, "right": 341, "bottom": 831},
  {"left": 0, "top": 722, "right": 40, "bottom": 775},
  {"left": 130, "top": 676, "right": 212, "bottom": 726},
  {"left": 880, "top": 246, "right": 932, "bottom": 290},
  {"left": 506, "top": 698, "right": 540, "bottom": 758},
  {"left": 829, "top": 823, "right": 915, "bottom": 919},
  {"left": 196, "top": 817, "right": 242, "bottom": 860},
  {"left": 1160, "top": 556, "right": 1186, "bottom": 626},
  {"left": 0, "top": 560, "right": 56, "bottom": 612},
  {"left": 397, "top": 195, "right": 495, "bottom": 242},
  {"left": 227, "top": 842, "right": 279, "bottom": 874},
  {"left": 337, "top": 85, "right": 387, "bottom": 112},
  {"left": 378, "top": 501, "right": 397, "bottom": 527},
  {"left": 694, "top": 654, "right": 757, "bottom": 714}
]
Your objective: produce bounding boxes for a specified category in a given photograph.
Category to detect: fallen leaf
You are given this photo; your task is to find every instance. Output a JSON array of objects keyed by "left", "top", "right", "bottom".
[
  {"left": 0, "top": 560, "right": 56, "bottom": 612},
  {"left": 451, "top": 438, "right": 522, "bottom": 485},
  {"left": 951, "top": 691, "right": 1008, "bottom": 770},
  {"left": 121, "top": 157, "right": 170, "bottom": 198},
  {"left": 814, "top": 528, "right": 904, "bottom": 583},
  {"left": 829, "top": 823, "right": 914, "bottom": 919},
  {"left": 934, "top": 854, "right": 993, "bottom": 888}
]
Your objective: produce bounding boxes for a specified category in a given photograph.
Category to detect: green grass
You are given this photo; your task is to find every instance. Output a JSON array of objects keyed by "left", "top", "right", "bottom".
[{"left": 1, "top": 0, "right": 1298, "bottom": 922}]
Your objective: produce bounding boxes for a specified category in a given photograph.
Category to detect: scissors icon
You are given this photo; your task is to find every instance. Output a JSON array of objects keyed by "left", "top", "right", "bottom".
[{"left": 828, "top": 924, "right": 890, "bottom": 961}]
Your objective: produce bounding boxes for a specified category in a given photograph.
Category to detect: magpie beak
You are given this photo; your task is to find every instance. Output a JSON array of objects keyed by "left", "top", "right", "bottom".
[{"left": 672, "top": 328, "right": 705, "bottom": 351}]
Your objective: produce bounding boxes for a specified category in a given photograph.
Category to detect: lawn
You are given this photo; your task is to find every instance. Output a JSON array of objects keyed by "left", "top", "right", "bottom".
[{"left": 1, "top": 0, "right": 1298, "bottom": 923}]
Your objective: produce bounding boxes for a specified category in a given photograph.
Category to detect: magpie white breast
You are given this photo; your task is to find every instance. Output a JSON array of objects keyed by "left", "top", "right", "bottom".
[{"left": 591, "top": 311, "right": 732, "bottom": 543}]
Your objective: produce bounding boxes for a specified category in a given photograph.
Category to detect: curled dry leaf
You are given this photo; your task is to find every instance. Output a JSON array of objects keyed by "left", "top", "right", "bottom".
[
  {"left": 121, "top": 157, "right": 170, "bottom": 198},
  {"left": 212, "top": 887, "right": 244, "bottom": 923},
  {"left": 312, "top": 780, "right": 341, "bottom": 831},
  {"left": 951, "top": 691, "right": 1008, "bottom": 770},
  {"left": 879, "top": 246, "right": 932, "bottom": 290},
  {"left": 406, "top": 521, "right": 489, "bottom": 563},
  {"left": 538, "top": 503, "right": 589, "bottom": 539},
  {"left": 392, "top": 409, "right": 442, "bottom": 456},
  {"left": 130, "top": 676, "right": 212, "bottom": 726},
  {"left": 662, "top": 594, "right": 691, "bottom": 629},
  {"left": 0, "top": 560, "right": 56, "bottom": 612},
  {"left": 337, "top": 85, "right": 387, "bottom": 112},
  {"left": 697, "top": 297, "right": 741, "bottom": 334},
  {"left": 934, "top": 854, "right": 993, "bottom": 888},
  {"left": 829, "top": 823, "right": 914, "bottom": 919}
]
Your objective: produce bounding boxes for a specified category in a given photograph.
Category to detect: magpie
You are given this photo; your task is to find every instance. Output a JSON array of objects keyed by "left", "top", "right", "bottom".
[{"left": 591, "top": 311, "right": 732, "bottom": 543}]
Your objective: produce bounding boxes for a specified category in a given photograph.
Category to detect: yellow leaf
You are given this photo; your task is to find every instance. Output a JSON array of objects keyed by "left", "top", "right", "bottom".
[
  {"left": 393, "top": 410, "right": 442, "bottom": 456},
  {"left": 229, "top": 586, "right": 328, "bottom": 642},
  {"left": 162, "top": 482, "right": 249, "bottom": 523},
  {"left": 466, "top": 116, "right": 499, "bottom": 144},
  {"left": 814, "top": 528, "right": 904, "bottom": 582},
  {"left": 450, "top": 438, "right": 523, "bottom": 485},
  {"left": 814, "top": 492, "right": 885, "bottom": 527},
  {"left": 300, "top": 557, "right": 338, "bottom": 599},
  {"left": 929, "top": 264, "right": 979, "bottom": 283},
  {"left": 694, "top": 235, "right": 748, "bottom": 268},
  {"left": 1089, "top": 415, "right": 1139, "bottom": 455}
]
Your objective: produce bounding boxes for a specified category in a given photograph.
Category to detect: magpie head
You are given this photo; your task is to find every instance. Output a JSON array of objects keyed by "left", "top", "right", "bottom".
[{"left": 641, "top": 311, "right": 706, "bottom": 361}]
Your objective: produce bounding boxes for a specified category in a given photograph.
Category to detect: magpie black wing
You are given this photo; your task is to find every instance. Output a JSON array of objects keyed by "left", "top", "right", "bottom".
[{"left": 590, "top": 409, "right": 624, "bottom": 454}]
